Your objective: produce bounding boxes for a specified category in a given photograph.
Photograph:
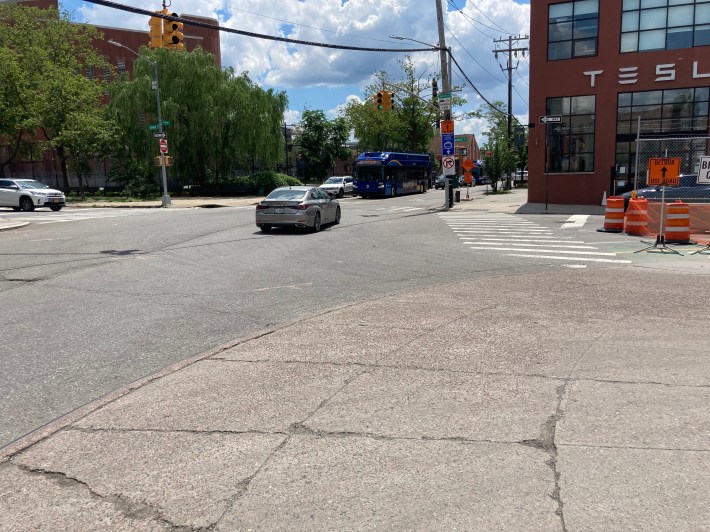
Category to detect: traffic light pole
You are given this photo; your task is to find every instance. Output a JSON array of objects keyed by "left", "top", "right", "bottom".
[
  {"left": 152, "top": 61, "right": 171, "bottom": 207},
  {"left": 108, "top": 40, "right": 170, "bottom": 206}
]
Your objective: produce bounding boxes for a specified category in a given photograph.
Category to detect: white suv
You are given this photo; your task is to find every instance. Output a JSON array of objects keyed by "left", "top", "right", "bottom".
[
  {"left": 0, "top": 179, "right": 66, "bottom": 212},
  {"left": 320, "top": 176, "right": 353, "bottom": 198}
]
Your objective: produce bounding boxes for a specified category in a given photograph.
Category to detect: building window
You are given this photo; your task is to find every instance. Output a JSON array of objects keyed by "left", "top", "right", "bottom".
[
  {"left": 545, "top": 95, "right": 596, "bottom": 172},
  {"left": 85, "top": 66, "right": 94, "bottom": 81},
  {"left": 621, "top": 0, "right": 710, "bottom": 53},
  {"left": 548, "top": 0, "right": 599, "bottom": 60},
  {"left": 117, "top": 58, "right": 126, "bottom": 76},
  {"left": 615, "top": 86, "right": 709, "bottom": 179}
]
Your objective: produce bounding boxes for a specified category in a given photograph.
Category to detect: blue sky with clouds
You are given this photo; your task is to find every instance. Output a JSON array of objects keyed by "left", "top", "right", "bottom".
[{"left": 60, "top": 0, "right": 530, "bottom": 141}]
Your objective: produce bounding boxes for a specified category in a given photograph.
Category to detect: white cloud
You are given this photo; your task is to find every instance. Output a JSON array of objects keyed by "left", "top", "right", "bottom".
[{"left": 71, "top": 0, "right": 530, "bottom": 140}]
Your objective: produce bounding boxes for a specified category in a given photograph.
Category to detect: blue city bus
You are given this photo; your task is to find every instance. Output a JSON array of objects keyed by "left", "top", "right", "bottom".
[{"left": 353, "top": 152, "right": 433, "bottom": 197}]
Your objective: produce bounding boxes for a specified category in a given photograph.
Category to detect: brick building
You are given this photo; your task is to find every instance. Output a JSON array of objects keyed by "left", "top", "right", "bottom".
[{"left": 528, "top": 0, "right": 710, "bottom": 205}]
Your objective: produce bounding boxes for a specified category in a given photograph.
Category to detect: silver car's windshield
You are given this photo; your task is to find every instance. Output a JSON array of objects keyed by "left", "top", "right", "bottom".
[
  {"left": 19, "top": 181, "right": 49, "bottom": 190},
  {"left": 324, "top": 177, "right": 343, "bottom": 184},
  {"left": 266, "top": 189, "right": 307, "bottom": 201}
]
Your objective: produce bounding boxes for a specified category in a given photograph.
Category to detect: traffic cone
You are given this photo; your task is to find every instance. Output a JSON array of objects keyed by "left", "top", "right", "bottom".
[{"left": 601, "top": 191, "right": 607, "bottom": 206}]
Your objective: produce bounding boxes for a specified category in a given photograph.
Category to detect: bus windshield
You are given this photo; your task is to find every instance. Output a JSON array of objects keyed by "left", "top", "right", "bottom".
[{"left": 355, "top": 166, "right": 381, "bottom": 180}]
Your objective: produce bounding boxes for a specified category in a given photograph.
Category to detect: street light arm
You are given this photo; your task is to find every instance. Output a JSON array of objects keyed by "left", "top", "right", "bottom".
[{"left": 389, "top": 35, "right": 442, "bottom": 51}]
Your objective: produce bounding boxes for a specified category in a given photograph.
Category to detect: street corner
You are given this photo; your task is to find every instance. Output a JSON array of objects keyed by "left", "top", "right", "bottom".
[{"left": 0, "top": 221, "right": 29, "bottom": 232}]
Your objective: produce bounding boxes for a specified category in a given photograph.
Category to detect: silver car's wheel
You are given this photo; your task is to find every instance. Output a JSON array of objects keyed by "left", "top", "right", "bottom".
[
  {"left": 334, "top": 206, "right": 341, "bottom": 225},
  {"left": 337, "top": 188, "right": 344, "bottom": 198},
  {"left": 19, "top": 197, "right": 34, "bottom": 212},
  {"left": 312, "top": 211, "right": 321, "bottom": 232}
]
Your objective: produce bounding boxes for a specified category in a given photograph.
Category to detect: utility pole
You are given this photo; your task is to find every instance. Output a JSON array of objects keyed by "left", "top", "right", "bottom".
[
  {"left": 493, "top": 35, "right": 528, "bottom": 190},
  {"left": 435, "top": 0, "right": 454, "bottom": 209}
]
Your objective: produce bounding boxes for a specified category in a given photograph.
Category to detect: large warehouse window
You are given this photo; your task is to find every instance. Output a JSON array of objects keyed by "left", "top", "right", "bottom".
[
  {"left": 615, "top": 87, "right": 709, "bottom": 181},
  {"left": 548, "top": 0, "right": 599, "bottom": 60},
  {"left": 621, "top": 0, "right": 710, "bottom": 52},
  {"left": 545, "top": 95, "right": 596, "bottom": 172}
]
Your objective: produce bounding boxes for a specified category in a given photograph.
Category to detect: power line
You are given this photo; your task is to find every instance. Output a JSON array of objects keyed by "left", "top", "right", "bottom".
[
  {"left": 448, "top": 0, "right": 516, "bottom": 36},
  {"left": 446, "top": 0, "right": 501, "bottom": 39},
  {"left": 444, "top": 22, "right": 505, "bottom": 84},
  {"left": 81, "top": 0, "right": 435, "bottom": 53}
]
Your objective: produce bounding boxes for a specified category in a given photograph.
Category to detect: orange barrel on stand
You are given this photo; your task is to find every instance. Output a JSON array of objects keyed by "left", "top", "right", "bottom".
[
  {"left": 624, "top": 197, "right": 649, "bottom": 236},
  {"left": 598, "top": 196, "right": 625, "bottom": 232},
  {"left": 664, "top": 200, "right": 691, "bottom": 243}
]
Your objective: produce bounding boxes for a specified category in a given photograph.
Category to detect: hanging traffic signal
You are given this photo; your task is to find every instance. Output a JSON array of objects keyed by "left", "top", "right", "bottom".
[
  {"left": 163, "top": 11, "right": 184, "bottom": 51},
  {"left": 148, "top": 12, "right": 163, "bottom": 49},
  {"left": 382, "top": 91, "right": 393, "bottom": 111},
  {"left": 375, "top": 91, "right": 384, "bottom": 111}
]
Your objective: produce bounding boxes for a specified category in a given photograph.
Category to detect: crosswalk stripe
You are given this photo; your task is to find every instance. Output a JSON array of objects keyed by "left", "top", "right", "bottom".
[
  {"left": 464, "top": 245, "right": 617, "bottom": 256},
  {"left": 508, "top": 254, "right": 632, "bottom": 264}
]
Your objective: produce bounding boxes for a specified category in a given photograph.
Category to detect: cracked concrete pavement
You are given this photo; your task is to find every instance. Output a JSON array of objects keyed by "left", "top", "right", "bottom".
[{"left": 1, "top": 263, "right": 709, "bottom": 530}]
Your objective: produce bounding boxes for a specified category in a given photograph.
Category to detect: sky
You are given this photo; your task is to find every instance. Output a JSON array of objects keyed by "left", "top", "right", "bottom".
[{"left": 59, "top": 0, "right": 531, "bottom": 143}]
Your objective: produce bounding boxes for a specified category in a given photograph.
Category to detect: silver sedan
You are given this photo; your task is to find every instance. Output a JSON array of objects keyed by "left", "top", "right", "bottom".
[{"left": 255, "top": 186, "right": 341, "bottom": 233}]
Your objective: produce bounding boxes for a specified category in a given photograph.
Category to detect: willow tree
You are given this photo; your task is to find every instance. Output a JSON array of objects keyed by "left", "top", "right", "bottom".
[
  {"left": 108, "top": 48, "right": 287, "bottom": 185},
  {"left": 0, "top": 4, "right": 111, "bottom": 185}
]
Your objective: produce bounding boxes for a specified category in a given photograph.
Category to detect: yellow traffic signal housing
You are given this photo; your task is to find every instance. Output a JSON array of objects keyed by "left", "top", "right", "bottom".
[
  {"left": 148, "top": 12, "right": 163, "bottom": 49},
  {"left": 163, "top": 12, "right": 185, "bottom": 51},
  {"left": 382, "top": 91, "right": 393, "bottom": 111},
  {"left": 375, "top": 91, "right": 384, "bottom": 111}
]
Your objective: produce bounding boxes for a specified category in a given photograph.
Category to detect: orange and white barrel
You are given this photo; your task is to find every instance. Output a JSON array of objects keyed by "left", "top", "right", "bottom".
[
  {"left": 599, "top": 196, "right": 625, "bottom": 232},
  {"left": 624, "top": 197, "right": 649, "bottom": 236},
  {"left": 664, "top": 200, "right": 691, "bottom": 243}
]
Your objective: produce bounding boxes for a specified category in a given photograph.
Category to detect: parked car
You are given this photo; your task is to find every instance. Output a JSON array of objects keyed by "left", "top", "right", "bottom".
[
  {"left": 255, "top": 186, "right": 341, "bottom": 233},
  {"left": 0, "top": 179, "right": 65, "bottom": 212},
  {"left": 619, "top": 175, "right": 710, "bottom": 209},
  {"left": 434, "top": 175, "right": 447, "bottom": 189},
  {"left": 319, "top": 176, "right": 353, "bottom": 198}
]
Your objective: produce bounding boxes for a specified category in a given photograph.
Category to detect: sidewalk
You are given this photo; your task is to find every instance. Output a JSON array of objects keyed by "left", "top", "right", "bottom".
[{"left": 1, "top": 189, "right": 708, "bottom": 529}]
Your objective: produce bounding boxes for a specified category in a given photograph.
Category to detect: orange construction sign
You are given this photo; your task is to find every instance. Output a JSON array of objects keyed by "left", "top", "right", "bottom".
[
  {"left": 647, "top": 157, "right": 681, "bottom": 186},
  {"left": 462, "top": 158, "right": 474, "bottom": 171},
  {"left": 441, "top": 120, "right": 454, "bottom": 134}
]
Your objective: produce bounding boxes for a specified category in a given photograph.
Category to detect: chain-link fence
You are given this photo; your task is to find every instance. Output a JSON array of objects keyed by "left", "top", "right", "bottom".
[{"left": 632, "top": 134, "right": 710, "bottom": 203}]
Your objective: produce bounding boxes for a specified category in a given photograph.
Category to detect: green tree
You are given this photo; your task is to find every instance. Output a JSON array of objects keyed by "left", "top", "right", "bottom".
[
  {"left": 0, "top": 4, "right": 111, "bottom": 184},
  {"left": 296, "top": 110, "right": 350, "bottom": 182},
  {"left": 342, "top": 57, "right": 438, "bottom": 153},
  {"left": 108, "top": 49, "right": 287, "bottom": 185},
  {"left": 479, "top": 102, "right": 518, "bottom": 192}
]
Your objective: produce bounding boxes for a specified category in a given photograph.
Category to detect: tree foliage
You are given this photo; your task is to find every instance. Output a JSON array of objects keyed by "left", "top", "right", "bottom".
[
  {"left": 342, "top": 57, "right": 438, "bottom": 154},
  {"left": 108, "top": 48, "right": 288, "bottom": 186},
  {"left": 0, "top": 4, "right": 113, "bottom": 184},
  {"left": 295, "top": 110, "right": 350, "bottom": 181},
  {"left": 479, "top": 102, "right": 519, "bottom": 192}
]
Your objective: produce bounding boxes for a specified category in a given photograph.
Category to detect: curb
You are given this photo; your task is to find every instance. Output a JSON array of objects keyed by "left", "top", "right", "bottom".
[{"left": 0, "top": 222, "right": 29, "bottom": 232}]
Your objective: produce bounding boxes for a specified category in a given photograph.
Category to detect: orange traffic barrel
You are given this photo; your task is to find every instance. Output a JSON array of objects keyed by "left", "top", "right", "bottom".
[
  {"left": 664, "top": 200, "right": 691, "bottom": 243},
  {"left": 598, "top": 196, "right": 625, "bottom": 232},
  {"left": 624, "top": 197, "right": 649, "bottom": 236}
]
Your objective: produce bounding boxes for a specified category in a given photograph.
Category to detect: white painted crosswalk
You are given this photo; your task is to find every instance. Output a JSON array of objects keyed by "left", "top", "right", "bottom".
[
  {"left": 440, "top": 213, "right": 631, "bottom": 265},
  {"left": 0, "top": 208, "right": 162, "bottom": 226}
]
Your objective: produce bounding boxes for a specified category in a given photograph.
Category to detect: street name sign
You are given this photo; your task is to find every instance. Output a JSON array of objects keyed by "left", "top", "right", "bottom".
[
  {"left": 441, "top": 133, "right": 455, "bottom": 156},
  {"left": 699, "top": 156, "right": 710, "bottom": 184},
  {"left": 539, "top": 115, "right": 562, "bottom": 124},
  {"left": 454, "top": 136, "right": 468, "bottom": 142},
  {"left": 647, "top": 157, "right": 680, "bottom": 185}
]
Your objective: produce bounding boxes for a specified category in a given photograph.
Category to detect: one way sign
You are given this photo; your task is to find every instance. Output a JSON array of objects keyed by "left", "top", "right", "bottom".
[{"left": 539, "top": 115, "right": 561, "bottom": 124}]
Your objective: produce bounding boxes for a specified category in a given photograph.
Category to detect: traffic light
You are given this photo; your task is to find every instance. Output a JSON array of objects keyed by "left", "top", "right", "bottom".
[
  {"left": 375, "top": 91, "right": 384, "bottom": 111},
  {"left": 382, "top": 90, "right": 393, "bottom": 111},
  {"left": 148, "top": 12, "right": 163, "bottom": 49},
  {"left": 163, "top": 11, "right": 184, "bottom": 51}
]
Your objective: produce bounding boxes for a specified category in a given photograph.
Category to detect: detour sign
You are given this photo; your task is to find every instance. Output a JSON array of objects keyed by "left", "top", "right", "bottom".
[{"left": 647, "top": 157, "right": 681, "bottom": 186}]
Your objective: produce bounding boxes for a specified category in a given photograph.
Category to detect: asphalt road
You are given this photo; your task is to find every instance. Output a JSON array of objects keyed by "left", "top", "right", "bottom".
[{"left": 1, "top": 191, "right": 705, "bottom": 449}]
